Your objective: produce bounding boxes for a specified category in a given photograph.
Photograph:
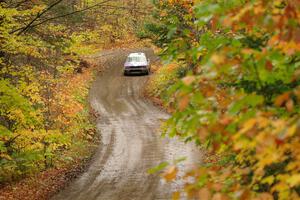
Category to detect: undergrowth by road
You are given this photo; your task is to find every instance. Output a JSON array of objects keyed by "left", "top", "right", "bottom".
[
  {"left": 0, "top": 59, "right": 99, "bottom": 200},
  {"left": 0, "top": 39, "right": 154, "bottom": 200}
]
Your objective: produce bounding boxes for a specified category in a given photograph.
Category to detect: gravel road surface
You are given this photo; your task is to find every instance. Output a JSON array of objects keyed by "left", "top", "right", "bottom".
[{"left": 52, "top": 48, "right": 201, "bottom": 200}]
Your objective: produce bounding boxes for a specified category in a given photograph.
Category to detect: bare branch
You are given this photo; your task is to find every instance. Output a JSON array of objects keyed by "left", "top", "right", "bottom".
[
  {"left": 10, "top": 0, "right": 115, "bottom": 35},
  {"left": 5, "top": 0, "right": 32, "bottom": 8},
  {"left": 19, "top": 0, "right": 115, "bottom": 32},
  {"left": 10, "top": 0, "right": 64, "bottom": 35}
]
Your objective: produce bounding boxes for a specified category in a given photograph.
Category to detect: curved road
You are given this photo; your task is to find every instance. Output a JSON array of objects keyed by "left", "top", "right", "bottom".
[{"left": 52, "top": 48, "right": 201, "bottom": 200}]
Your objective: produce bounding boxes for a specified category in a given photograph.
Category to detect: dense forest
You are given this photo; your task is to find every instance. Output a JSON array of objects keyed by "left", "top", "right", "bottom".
[
  {"left": 145, "top": 0, "right": 300, "bottom": 199},
  {"left": 1, "top": 0, "right": 300, "bottom": 199},
  {"left": 0, "top": 0, "right": 150, "bottom": 183}
]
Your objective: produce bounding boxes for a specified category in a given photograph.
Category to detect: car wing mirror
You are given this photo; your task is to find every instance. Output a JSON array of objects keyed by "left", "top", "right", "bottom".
[{"left": 147, "top": 59, "right": 150, "bottom": 65}]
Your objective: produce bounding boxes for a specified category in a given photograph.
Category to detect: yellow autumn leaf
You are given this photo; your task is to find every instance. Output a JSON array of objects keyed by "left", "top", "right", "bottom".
[
  {"left": 0, "top": 153, "right": 12, "bottom": 160},
  {"left": 211, "top": 54, "right": 226, "bottom": 65},
  {"left": 286, "top": 124, "right": 297, "bottom": 137},
  {"left": 172, "top": 191, "right": 180, "bottom": 200},
  {"left": 262, "top": 175, "right": 275, "bottom": 185},
  {"left": 286, "top": 174, "right": 300, "bottom": 187},
  {"left": 257, "top": 117, "right": 269, "bottom": 129},
  {"left": 239, "top": 118, "right": 257, "bottom": 134},
  {"left": 271, "top": 181, "right": 289, "bottom": 195}
]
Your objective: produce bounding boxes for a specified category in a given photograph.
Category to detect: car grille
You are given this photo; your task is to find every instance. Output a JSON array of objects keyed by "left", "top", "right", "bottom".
[{"left": 128, "top": 66, "right": 146, "bottom": 69}]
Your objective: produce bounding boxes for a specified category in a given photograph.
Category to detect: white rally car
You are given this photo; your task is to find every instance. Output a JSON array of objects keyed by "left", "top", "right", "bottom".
[{"left": 123, "top": 53, "right": 150, "bottom": 75}]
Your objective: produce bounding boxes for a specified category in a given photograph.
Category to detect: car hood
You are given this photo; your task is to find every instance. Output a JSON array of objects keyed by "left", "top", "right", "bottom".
[{"left": 124, "top": 61, "right": 148, "bottom": 67}]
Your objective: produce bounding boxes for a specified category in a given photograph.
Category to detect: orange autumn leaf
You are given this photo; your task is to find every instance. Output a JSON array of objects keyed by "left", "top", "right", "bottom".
[
  {"left": 254, "top": 192, "right": 274, "bottom": 200},
  {"left": 265, "top": 60, "right": 273, "bottom": 71},
  {"left": 163, "top": 166, "right": 178, "bottom": 182},
  {"left": 274, "top": 92, "right": 291, "bottom": 107},
  {"left": 286, "top": 99, "right": 294, "bottom": 112},
  {"left": 178, "top": 95, "right": 190, "bottom": 111},
  {"left": 198, "top": 187, "right": 211, "bottom": 200},
  {"left": 211, "top": 193, "right": 230, "bottom": 200}
]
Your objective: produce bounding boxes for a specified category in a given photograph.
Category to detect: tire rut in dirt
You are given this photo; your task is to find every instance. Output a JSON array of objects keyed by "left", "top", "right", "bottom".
[{"left": 52, "top": 48, "right": 201, "bottom": 200}]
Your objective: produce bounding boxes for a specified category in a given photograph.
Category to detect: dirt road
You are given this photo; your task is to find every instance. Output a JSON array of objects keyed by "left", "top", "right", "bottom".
[{"left": 52, "top": 48, "right": 201, "bottom": 200}]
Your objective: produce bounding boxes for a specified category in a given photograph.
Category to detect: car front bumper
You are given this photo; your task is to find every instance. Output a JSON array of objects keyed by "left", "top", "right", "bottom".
[{"left": 124, "top": 67, "right": 148, "bottom": 73}]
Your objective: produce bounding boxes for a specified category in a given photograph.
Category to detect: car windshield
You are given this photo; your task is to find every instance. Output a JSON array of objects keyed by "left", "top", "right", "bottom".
[{"left": 127, "top": 56, "right": 146, "bottom": 62}]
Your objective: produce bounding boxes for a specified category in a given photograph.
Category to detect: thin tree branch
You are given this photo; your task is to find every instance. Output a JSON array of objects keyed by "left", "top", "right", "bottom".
[
  {"left": 10, "top": 0, "right": 114, "bottom": 35},
  {"left": 10, "top": 0, "right": 64, "bottom": 35},
  {"left": 98, "top": 5, "right": 152, "bottom": 15},
  {"left": 19, "top": 0, "right": 114, "bottom": 32},
  {"left": 30, "top": 3, "right": 151, "bottom": 30},
  {"left": 4, "top": 0, "right": 31, "bottom": 8}
]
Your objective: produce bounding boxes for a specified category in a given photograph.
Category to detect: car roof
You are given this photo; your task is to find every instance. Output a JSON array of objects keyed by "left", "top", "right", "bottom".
[{"left": 128, "top": 52, "right": 146, "bottom": 57}]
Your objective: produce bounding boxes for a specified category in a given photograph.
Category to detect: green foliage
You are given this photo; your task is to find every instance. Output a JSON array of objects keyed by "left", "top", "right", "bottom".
[
  {"left": 146, "top": 63, "right": 184, "bottom": 98},
  {"left": 147, "top": 0, "right": 300, "bottom": 199},
  {"left": 0, "top": 79, "right": 40, "bottom": 130},
  {"left": 148, "top": 161, "right": 169, "bottom": 174}
]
